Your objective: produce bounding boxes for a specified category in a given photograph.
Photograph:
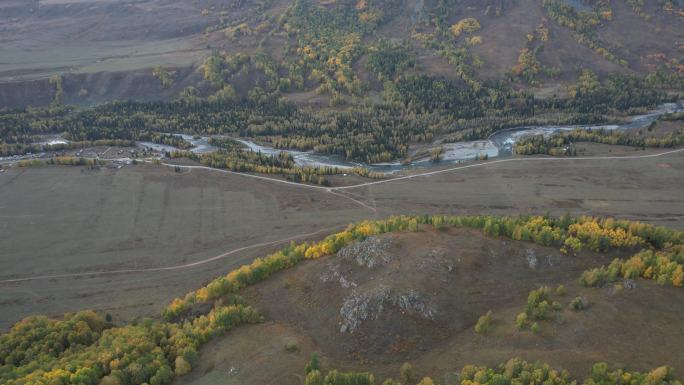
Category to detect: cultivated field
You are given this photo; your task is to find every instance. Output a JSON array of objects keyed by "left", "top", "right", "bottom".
[{"left": 1, "top": 150, "right": 684, "bottom": 330}]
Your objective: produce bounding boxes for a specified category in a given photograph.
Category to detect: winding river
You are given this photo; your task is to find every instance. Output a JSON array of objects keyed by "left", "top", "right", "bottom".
[{"left": 229, "top": 102, "right": 684, "bottom": 172}]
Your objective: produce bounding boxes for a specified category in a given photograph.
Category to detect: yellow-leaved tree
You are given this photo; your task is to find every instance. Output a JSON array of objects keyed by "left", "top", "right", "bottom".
[{"left": 450, "top": 18, "right": 481, "bottom": 38}]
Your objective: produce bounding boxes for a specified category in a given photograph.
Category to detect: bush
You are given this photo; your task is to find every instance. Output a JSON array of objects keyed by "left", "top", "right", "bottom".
[
  {"left": 417, "top": 377, "right": 435, "bottom": 385},
  {"left": 475, "top": 311, "right": 493, "bottom": 334},
  {"left": 570, "top": 297, "right": 588, "bottom": 310},
  {"left": 305, "top": 370, "right": 324, "bottom": 385},
  {"left": 525, "top": 286, "right": 561, "bottom": 320},
  {"left": 305, "top": 353, "right": 320, "bottom": 374},
  {"left": 382, "top": 379, "right": 401, "bottom": 385},
  {"left": 515, "top": 312, "right": 528, "bottom": 330},
  {"left": 556, "top": 284, "right": 566, "bottom": 296},
  {"left": 531, "top": 322, "right": 540, "bottom": 333},
  {"left": 285, "top": 340, "right": 300, "bottom": 352},
  {"left": 174, "top": 357, "right": 192, "bottom": 376},
  {"left": 401, "top": 362, "right": 415, "bottom": 384}
]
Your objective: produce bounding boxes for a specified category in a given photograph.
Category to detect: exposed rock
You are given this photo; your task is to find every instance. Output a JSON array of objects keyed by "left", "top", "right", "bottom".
[
  {"left": 546, "top": 254, "right": 562, "bottom": 267},
  {"left": 339, "top": 286, "right": 391, "bottom": 333},
  {"left": 607, "top": 278, "right": 638, "bottom": 294},
  {"left": 339, "top": 286, "right": 437, "bottom": 333},
  {"left": 320, "top": 263, "right": 357, "bottom": 289},
  {"left": 526, "top": 249, "right": 538, "bottom": 269},
  {"left": 337, "top": 237, "right": 393, "bottom": 268},
  {"left": 392, "top": 289, "right": 438, "bottom": 320}
]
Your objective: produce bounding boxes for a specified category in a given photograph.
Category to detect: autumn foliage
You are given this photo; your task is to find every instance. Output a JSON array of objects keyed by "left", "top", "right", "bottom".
[{"left": 163, "top": 214, "right": 683, "bottom": 320}]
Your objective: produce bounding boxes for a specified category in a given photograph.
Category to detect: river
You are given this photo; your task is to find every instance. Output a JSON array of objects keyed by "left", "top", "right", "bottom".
[{"left": 231, "top": 102, "right": 684, "bottom": 172}]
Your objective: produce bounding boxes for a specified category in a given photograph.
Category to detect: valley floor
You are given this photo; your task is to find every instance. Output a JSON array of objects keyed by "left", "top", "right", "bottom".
[{"left": 1, "top": 150, "right": 684, "bottom": 329}]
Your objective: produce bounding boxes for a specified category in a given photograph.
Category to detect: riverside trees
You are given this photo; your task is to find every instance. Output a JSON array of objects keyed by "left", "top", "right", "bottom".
[
  {"left": 1, "top": 61, "right": 675, "bottom": 166},
  {"left": 514, "top": 127, "right": 684, "bottom": 156}
]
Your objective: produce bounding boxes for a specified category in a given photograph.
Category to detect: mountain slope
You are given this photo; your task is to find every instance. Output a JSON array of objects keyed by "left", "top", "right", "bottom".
[{"left": 1, "top": 0, "right": 682, "bottom": 108}]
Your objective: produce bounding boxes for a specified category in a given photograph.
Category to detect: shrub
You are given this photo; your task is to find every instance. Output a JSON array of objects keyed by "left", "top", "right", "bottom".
[
  {"left": 525, "top": 286, "right": 560, "bottom": 320},
  {"left": 450, "top": 18, "right": 481, "bottom": 37},
  {"left": 556, "top": 284, "right": 566, "bottom": 296},
  {"left": 305, "top": 353, "right": 320, "bottom": 374},
  {"left": 285, "top": 341, "right": 300, "bottom": 352},
  {"left": 531, "top": 322, "right": 540, "bottom": 333},
  {"left": 401, "top": 362, "right": 415, "bottom": 384},
  {"left": 515, "top": 312, "right": 528, "bottom": 330},
  {"left": 174, "top": 357, "right": 192, "bottom": 376},
  {"left": 305, "top": 370, "right": 324, "bottom": 385},
  {"left": 570, "top": 297, "right": 588, "bottom": 310},
  {"left": 475, "top": 311, "right": 493, "bottom": 334}
]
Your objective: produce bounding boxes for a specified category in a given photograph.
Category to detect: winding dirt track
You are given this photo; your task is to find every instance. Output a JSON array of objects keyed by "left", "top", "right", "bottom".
[
  {"left": 149, "top": 147, "right": 684, "bottom": 191},
  {"left": 2, "top": 147, "right": 683, "bottom": 284},
  {"left": 0, "top": 227, "right": 342, "bottom": 283}
]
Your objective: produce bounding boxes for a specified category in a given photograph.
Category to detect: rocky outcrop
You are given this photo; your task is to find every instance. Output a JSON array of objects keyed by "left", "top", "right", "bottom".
[
  {"left": 337, "top": 237, "right": 393, "bottom": 268},
  {"left": 339, "top": 286, "right": 437, "bottom": 333},
  {"left": 320, "top": 263, "right": 357, "bottom": 289}
]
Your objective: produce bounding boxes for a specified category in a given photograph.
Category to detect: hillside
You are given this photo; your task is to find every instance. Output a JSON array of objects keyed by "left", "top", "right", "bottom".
[
  {"left": 204, "top": 225, "right": 684, "bottom": 384},
  {"left": 1, "top": 0, "right": 682, "bottom": 108}
]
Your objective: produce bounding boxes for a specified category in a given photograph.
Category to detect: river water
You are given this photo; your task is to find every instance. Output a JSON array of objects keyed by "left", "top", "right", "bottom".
[
  {"left": 232, "top": 102, "right": 684, "bottom": 172},
  {"left": 488, "top": 102, "right": 683, "bottom": 157},
  {"left": 137, "top": 134, "right": 217, "bottom": 154}
]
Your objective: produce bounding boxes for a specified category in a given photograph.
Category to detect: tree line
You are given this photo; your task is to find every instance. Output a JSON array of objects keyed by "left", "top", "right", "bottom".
[
  {"left": 581, "top": 246, "right": 684, "bottom": 288},
  {"left": 17, "top": 157, "right": 106, "bottom": 168},
  {"left": 168, "top": 149, "right": 383, "bottom": 185},
  {"left": 163, "top": 214, "right": 683, "bottom": 320},
  {"left": 514, "top": 128, "right": 684, "bottom": 156},
  {"left": 0, "top": 139, "right": 135, "bottom": 157},
  {"left": 303, "top": 355, "right": 682, "bottom": 385}
]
